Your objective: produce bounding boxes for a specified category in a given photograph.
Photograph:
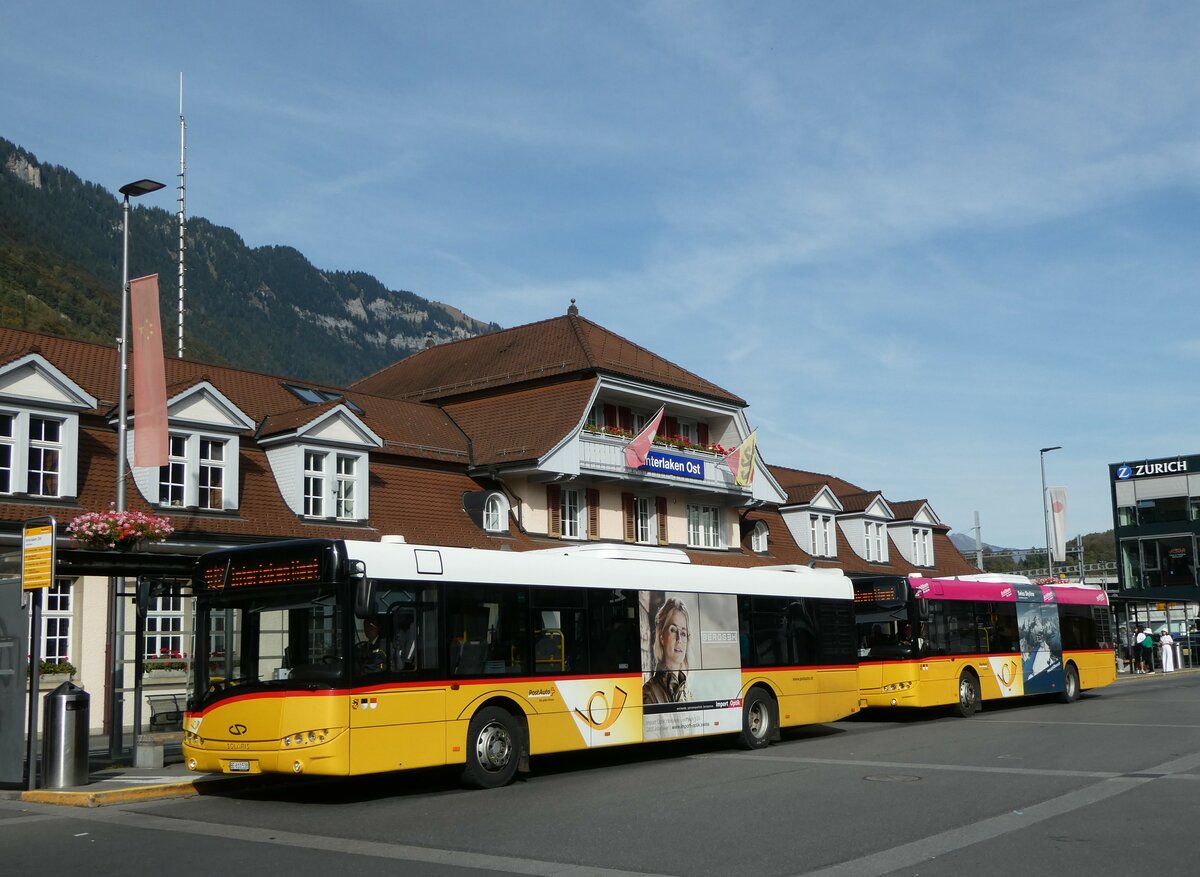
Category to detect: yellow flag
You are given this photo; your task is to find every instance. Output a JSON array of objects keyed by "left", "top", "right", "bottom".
[{"left": 722, "top": 432, "right": 757, "bottom": 486}]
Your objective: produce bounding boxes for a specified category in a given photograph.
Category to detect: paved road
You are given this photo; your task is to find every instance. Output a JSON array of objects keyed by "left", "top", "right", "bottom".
[{"left": 2, "top": 672, "right": 1197, "bottom": 876}]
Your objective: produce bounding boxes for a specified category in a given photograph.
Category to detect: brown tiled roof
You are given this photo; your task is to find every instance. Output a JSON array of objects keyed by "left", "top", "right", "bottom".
[
  {"left": 351, "top": 312, "right": 745, "bottom": 406},
  {"left": 890, "top": 499, "right": 933, "bottom": 522},
  {"left": 0, "top": 326, "right": 469, "bottom": 463},
  {"left": 838, "top": 491, "right": 882, "bottom": 514},
  {"left": 443, "top": 379, "right": 597, "bottom": 466}
]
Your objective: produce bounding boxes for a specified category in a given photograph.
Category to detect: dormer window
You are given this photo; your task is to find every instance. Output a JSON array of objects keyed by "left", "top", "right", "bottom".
[
  {"left": 865, "top": 521, "right": 887, "bottom": 562},
  {"left": 750, "top": 520, "right": 769, "bottom": 553},
  {"left": 483, "top": 493, "right": 510, "bottom": 533},
  {"left": 810, "top": 513, "right": 835, "bottom": 557},
  {"left": 912, "top": 528, "right": 933, "bottom": 566},
  {"left": 158, "top": 433, "right": 230, "bottom": 510},
  {"left": 303, "top": 449, "right": 364, "bottom": 520}
]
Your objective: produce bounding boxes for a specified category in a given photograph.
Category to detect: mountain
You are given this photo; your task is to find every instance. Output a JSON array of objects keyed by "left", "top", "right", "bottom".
[{"left": 0, "top": 138, "right": 499, "bottom": 385}]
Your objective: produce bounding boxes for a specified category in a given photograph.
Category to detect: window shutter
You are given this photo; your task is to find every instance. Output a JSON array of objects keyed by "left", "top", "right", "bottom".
[
  {"left": 662, "top": 416, "right": 678, "bottom": 439},
  {"left": 586, "top": 488, "right": 600, "bottom": 541},
  {"left": 656, "top": 496, "right": 668, "bottom": 545},
  {"left": 697, "top": 423, "right": 709, "bottom": 447},
  {"left": 622, "top": 493, "right": 635, "bottom": 543},
  {"left": 603, "top": 404, "right": 617, "bottom": 429},
  {"left": 547, "top": 485, "right": 561, "bottom": 537},
  {"left": 618, "top": 407, "right": 632, "bottom": 432}
]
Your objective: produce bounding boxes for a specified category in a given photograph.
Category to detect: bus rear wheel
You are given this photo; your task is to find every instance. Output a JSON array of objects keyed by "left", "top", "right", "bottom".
[
  {"left": 954, "top": 671, "right": 980, "bottom": 717},
  {"left": 462, "top": 706, "right": 520, "bottom": 789},
  {"left": 1059, "top": 664, "right": 1080, "bottom": 703},
  {"left": 737, "top": 688, "right": 776, "bottom": 750}
]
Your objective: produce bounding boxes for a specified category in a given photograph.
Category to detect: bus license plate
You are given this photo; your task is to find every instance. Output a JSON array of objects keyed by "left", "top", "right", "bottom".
[{"left": 228, "top": 760, "right": 250, "bottom": 773}]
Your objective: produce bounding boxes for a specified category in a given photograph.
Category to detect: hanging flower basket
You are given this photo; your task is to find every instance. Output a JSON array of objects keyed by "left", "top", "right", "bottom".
[{"left": 67, "top": 509, "right": 173, "bottom": 551}]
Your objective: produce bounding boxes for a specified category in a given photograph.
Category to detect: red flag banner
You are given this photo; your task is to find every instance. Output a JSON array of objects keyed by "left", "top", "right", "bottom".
[
  {"left": 623, "top": 406, "right": 665, "bottom": 469},
  {"left": 130, "top": 274, "right": 168, "bottom": 467}
]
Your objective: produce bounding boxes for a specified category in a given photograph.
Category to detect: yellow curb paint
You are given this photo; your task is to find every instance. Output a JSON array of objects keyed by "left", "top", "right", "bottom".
[{"left": 21, "top": 781, "right": 200, "bottom": 807}]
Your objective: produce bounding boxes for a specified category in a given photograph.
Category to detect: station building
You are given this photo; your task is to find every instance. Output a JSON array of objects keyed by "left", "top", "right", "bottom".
[
  {"left": 0, "top": 304, "right": 978, "bottom": 737},
  {"left": 1109, "top": 454, "right": 1200, "bottom": 639}
]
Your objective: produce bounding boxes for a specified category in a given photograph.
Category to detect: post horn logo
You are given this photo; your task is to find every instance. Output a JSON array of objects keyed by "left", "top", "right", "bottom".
[{"left": 574, "top": 686, "right": 629, "bottom": 731}]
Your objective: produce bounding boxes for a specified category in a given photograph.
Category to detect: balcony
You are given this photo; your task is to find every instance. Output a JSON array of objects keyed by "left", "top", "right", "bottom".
[{"left": 578, "top": 428, "right": 746, "bottom": 493}]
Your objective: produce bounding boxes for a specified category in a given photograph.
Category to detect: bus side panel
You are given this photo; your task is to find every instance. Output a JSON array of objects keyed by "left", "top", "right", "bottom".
[
  {"left": 817, "top": 667, "right": 860, "bottom": 722},
  {"left": 348, "top": 688, "right": 446, "bottom": 774},
  {"left": 915, "top": 656, "right": 962, "bottom": 708},
  {"left": 1066, "top": 648, "right": 1117, "bottom": 691}
]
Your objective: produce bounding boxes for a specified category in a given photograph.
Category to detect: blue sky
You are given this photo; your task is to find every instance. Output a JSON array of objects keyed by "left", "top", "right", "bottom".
[{"left": 3, "top": 2, "right": 1198, "bottom": 549}]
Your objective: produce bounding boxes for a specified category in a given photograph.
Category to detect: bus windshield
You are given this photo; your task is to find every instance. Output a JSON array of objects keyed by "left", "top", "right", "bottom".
[{"left": 195, "top": 584, "right": 347, "bottom": 705}]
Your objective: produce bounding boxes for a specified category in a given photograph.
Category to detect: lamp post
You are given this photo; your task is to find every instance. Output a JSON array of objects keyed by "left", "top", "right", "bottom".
[
  {"left": 116, "top": 179, "right": 165, "bottom": 512},
  {"left": 1040, "top": 446, "right": 1062, "bottom": 576},
  {"left": 111, "top": 178, "right": 164, "bottom": 761}
]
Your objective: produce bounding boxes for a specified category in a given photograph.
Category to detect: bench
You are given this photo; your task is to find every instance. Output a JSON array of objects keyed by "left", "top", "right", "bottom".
[
  {"left": 137, "top": 694, "right": 186, "bottom": 768},
  {"left": 147, "top": 693, "right": 184, "bottom": 731}
]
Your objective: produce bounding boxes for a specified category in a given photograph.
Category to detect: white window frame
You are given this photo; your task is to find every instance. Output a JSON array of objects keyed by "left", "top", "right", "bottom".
[
  {"left": 912, "top": 527, "right": 933, "bottom": 566},
  {"left": 157, "top": 431, "right": 236, "bottom": 510},
  {"left": 865, "top": 521, "right": 887, "bottom": 562},
  {"left": 42, "top": 580, "right": 73, "bottom": 663},
  {"left": 810, "top": 513, "right": 835, "bottom": 557},
  {"left": 0, "top": 413, "right": 12, "bottom": 494},
  {"left": 0, "top": 408, "right": 78, "bottom": 499},
  {"left": 483, "top": 492, "right": 510, "bottom": 533},
  {"left": 300, "top": 447, "right": 368, "bottom": 521},
  {"left": 750, "top": 520, "right": 769, "bottom": 553},
  {"left": 145, "top": 593, "right": 185, "bottom": 661},
  {"left": 27, "top": 415, "right": 62, "bottom": 498},
  {"left": 687, "top": 503, "right": 722, "bottom": 549},
  {"left": 635, "top": 496, "right": 655, "bottom": 544},
  {"left": 334, "top": 454, "right": 356, "bottom": 519},
  {"left": 561, "top": 487, "right": 584, "bottom": 540},
  {"left": 304, "top": 449, "right": 326, "bottom": 517},
  {"left": 198, "top": 438, "right": 225, "bottom": 511}
]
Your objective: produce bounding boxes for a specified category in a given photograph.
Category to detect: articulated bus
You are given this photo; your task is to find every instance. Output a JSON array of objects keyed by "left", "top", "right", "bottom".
[
  {"left": 853, "top": 574, "right": 1116, "bottom": 716},
  {"left": 183, "top": 538, "right": 859, "bottom": 787}
]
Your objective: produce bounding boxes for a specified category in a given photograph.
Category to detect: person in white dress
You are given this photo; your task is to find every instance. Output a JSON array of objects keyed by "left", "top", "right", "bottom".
[{"left": 1159, "top": 628, "right": 1176, "bottom": 673}]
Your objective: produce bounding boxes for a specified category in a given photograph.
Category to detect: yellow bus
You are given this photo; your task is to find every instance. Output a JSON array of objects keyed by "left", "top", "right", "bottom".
[
  {"left": 184, "top": 539, "right": 860, "bottom": 788},
  {"left": 853, "top": 574, "right": 1116, "bottom": 716}
]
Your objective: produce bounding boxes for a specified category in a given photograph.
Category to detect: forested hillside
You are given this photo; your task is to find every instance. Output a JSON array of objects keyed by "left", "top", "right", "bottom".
[{"left": 0, "top": 137, "right": 498, "bottom": 385}]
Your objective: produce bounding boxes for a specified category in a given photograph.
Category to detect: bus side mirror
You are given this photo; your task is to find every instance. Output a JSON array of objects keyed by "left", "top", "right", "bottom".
[
  {"left": 351, "top": 562, "right": 375, "bottom": 618},
  {"left": 135, "top": 577, "right": 167, "bottom": 620},
  {"left": 914, "top": 597, "right": 929, "bottom": 622}
]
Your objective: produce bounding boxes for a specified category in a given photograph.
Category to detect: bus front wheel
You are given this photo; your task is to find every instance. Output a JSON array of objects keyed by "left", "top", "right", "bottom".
[
  {"left": 1059, "top": 664, "right": 1080, "bottom": 704},
  {"left": 737, "top": 688, "right": 776, "bottom": 750},
  {"left": 954, "top": 671, "right": 980, "bottom": 717},
  {"left": 462, "top": 706, "right": 520, "bottom": 789}
]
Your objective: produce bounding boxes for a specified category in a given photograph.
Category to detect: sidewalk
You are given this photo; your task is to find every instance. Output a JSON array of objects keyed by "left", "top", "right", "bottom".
[{"left": 0, "top": 735, "right": 260, "bottom": 807}]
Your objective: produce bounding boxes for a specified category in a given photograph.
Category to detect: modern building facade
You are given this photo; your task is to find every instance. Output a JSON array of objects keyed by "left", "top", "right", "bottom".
[{"left": 1110, "top": 454, "right": 1200, "bottom": 602}]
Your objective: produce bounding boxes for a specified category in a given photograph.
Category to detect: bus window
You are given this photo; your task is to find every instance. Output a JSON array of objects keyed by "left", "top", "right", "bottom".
[
  {"left": 531, "top": 587, "right": 587, "bottom": 674},
  {"left": 589, "top": 589, "right": 637, "bottom": 673},
  {"left": 447, "top": 584, "right": 528, "bottom": 676}
]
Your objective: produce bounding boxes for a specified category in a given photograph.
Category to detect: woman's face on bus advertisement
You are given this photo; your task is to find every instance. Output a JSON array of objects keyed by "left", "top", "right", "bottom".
[{"left": 659, "top": 608, "right": 689, "bottom": 670}]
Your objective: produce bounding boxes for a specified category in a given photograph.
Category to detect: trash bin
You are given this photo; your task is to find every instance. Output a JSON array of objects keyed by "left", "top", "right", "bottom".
[{"left": 41, "top": 681, "right": 89, "bottom": 788}]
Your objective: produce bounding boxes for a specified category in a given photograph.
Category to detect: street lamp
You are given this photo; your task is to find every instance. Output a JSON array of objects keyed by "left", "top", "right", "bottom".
[
  {"left": 1040, "top": 446, "right": 1062, "bottom": 575},
  {"left": 115, "top": 179, "right": 165, "bottom": 512},
  {"left": 111, "top": 179, "right": 164, "bottom": 761}
]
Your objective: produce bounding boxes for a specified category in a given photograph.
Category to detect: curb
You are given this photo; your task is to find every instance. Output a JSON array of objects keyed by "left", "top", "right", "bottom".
[{"left": 20, "top": 778, "right": 202, "bottom": 807}]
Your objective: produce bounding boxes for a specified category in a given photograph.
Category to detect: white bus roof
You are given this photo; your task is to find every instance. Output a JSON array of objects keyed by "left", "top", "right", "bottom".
[{"left": 342, "top": 539, "right": 852, "bottom": 600}]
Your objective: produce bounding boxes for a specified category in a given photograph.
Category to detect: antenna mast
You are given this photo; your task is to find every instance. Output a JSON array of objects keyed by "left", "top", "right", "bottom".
[{"left": 177, "top": 72, "right": 187, "bottom": 358}]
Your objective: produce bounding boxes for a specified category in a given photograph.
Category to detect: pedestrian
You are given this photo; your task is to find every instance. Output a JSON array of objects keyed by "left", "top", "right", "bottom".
[
  {"left": 1159, "top": 628, "right": 1176, "bottom": 673},
  {"left": 1134, "top": 626, "right": 1149, "bottom": 673}
]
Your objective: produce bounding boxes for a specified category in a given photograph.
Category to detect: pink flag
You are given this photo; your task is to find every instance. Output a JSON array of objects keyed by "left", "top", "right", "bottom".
[
  {"left": 130, "top": 274, "right": 169, "bottom": 467},
  {"left": 722, "top": 431, "right": 757, "bottom": 486},
  {"left": 623, "top": 406, "right": 665, "bottom": 469}
]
